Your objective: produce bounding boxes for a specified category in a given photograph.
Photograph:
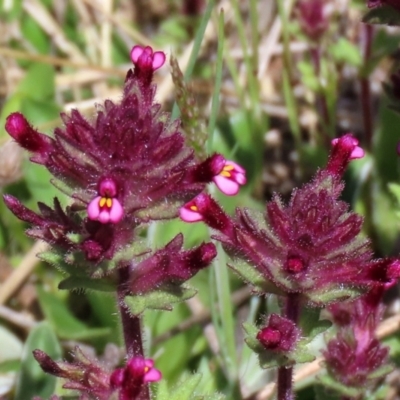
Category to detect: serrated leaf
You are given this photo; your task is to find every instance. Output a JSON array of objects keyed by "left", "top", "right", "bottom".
[
  {"left": 58, "top": 276, "right": 115, "bottom": 292},
  {"left": 124, "top": 285, "right": 197, "bottom": 316},
  {"left": 14, "top": 322, "right": 61, "bottom": 400},
  {"left": 363, "top": 5, "right": 400, "bottom": 26},
  {"left": 227, "top": 258, "right": 280, "bottom": 295},
  {"left": 318, "top": 374, "right": 362, "bottom": 397},
  {"left": 367, "top": 363, "right": 393, "bottom": 379},
  {"left": 299, "top": 308, "right": 332, "bottom": 341},
  {"left": 168, "top": 374, "right": 202, "bottom": 400},
  {"left": 306, "top": 286, "right": 364, "bottom": 306}
]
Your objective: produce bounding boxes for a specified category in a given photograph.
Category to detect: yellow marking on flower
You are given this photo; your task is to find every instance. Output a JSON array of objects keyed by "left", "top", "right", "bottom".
[
  {"left": 224, "top": 164, "right": 234, "bottom": 171},
  {"left": 220, "top": 171, "right": 231, "bottom": 177},
  {"left": 144, "top": 366, "right": 149, "bottom": 373},
  {"left": 190, "top": 205, "right": 198, "bottom": 211},
  {"left": 99, "top": 197, "right": 113, "bottom": 208}
]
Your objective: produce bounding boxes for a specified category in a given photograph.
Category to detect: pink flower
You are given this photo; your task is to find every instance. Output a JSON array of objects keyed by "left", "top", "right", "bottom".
[
  {"left": 179, "top": 198, "right": 204, "bottom": 222},
  {"left": 110, "top": 357, "right": 161, "bottom": 400},
  {"left": 331, "top": 137, "right": 364, "bottom": 160},
  {"left": 87, "top": 178, "right": 123, "bottom": 224},
  {"left": 130, "top": 45, "right": 166, "bottom": 72},
  {"left": 179, "top": 193, "right": 233, "bottom": 235},
  {"left": 213, "top": 159, "right": 246, "bottom": 196},
  {"left": 185, "top": 154, "right": 246, "bottom": 195},
  {"left": 327, "top": 134, "right": 365, "bottom": 177}
]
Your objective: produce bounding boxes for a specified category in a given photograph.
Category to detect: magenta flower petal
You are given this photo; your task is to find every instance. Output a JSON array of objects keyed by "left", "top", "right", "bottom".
[
  {"left": 212, "top": 159, "right": 246, "bottom": 196},
  {"left": 143, "top": 359, "right": 162, "bottom": 382},
  {"left": 87, "top": 196, "right": 101, "bottom": 220},
  {"left": 179, "top": 205, "right": 204, "bottom": 222},
  {"left": 152, "top": 52, "right": 166, "bottom": 70},
  {"left": 98, "top": 210, "right": 110, "bottom": 224},
  {"left": 213, "top": 175, "right": 240, "bottom": 195},
  {"left": 130, "top": 45, "right": 145, "bottom": 63},
  {"left": 109, "top": 199, "right": 124, "bottom": 223},
  {"left": 350, "top": 146, "right": 365, "bottom": 160}
]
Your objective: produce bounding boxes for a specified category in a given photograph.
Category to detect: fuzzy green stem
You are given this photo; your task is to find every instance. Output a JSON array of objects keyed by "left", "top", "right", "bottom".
[{"left": 277, "top": 293, "right": 300, "bottom": 400}]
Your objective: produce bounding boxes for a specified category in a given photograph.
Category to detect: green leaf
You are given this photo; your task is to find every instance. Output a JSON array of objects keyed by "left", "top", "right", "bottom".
[
  {"left": 299, "top": 308, "right": 332, "bottom": 342},
  {"left": 367, "top": 363, "right": 393, "bottom": 379},
  {"left": 318, "top": 374, "right": 362, "bottom": 398},
  {"left": 363, "top": 5, "right": 400, "bottom": 26},
  {"left": 167, "top": 374, "right": 202, "bottom": 400},
  {"left": 21, "top": 18, "right": 51, "bottom": 54},
  {"left": 58, "top": 276, "right": 115, "bottom": 292},
  {"left": 16, "top": 63, "right": 55, "bottom": 100},
  {"left": 306, "top": 286, "right": 364, "bottom": 306},
  {"left": 14, "top": 322, "right": 61, "bottom": 400},
  {"left": 330, "top": 38, "right": 362, "bottom": 66},
  {"left": 298, "top": 60, "right": 320, "bottom": 92},
  {"left": 124, "top": 285, "right": 197, "bottom": 316},
  {"left": 155, "top": 373, "right": 219, "bottom": 400},
  {"left": 227, "top": 257, "right": 282, "bottom": 295},
  {"left": 37, "top": 287, "right": 110, "bottom": 340}
]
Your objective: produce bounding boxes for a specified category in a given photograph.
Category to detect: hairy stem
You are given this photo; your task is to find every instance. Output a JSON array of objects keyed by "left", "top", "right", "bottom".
[
  {"left": 118, "top": 266, "right": 150, "bottom": 400},
  {"left": 277, "top": 294, "right": 300, "bottom": 400}
]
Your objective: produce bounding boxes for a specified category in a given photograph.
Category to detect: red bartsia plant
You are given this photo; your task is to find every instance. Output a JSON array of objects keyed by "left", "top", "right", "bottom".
[
  {"left": 181, "top": 134, "right": 400, "bottom": 400},
  {"left": 180, "top": 134, "right": 388, "bottom": 305},
  {"left": 33, "top": 348, "right": 161, "bottom": 400},
  {"left": 3, "top": 45, "right": 246, "bottom": 399},
  {"left": 2, "top": 45, "right": 247, "bottom": 283}
]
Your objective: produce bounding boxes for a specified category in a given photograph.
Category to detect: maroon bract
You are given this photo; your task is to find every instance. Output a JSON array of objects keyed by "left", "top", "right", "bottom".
[
  {"left": 129, "top": 234, "right": 216, "bottom": 293},
  {"left": 257, "top": 314, "right": 300, "bottom": 353},
  {"left": 33, "top": 348, "right": 113, "bottom": 400}
]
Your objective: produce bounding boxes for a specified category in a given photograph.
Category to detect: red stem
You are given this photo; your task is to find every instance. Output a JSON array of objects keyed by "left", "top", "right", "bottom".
[
  {"left": 118, "top": 266, "right": 150, "bottom": 400},
  {"left": 277, "top": 294, "right": 300, "bottom": 400}
]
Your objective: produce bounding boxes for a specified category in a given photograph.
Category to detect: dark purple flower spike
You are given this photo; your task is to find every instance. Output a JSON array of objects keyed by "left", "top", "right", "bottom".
[
  {"left": 322, "top": 288, "right": 392, "bottom": 396},
  {"left": 180, "top": 134, "right": 400, "bottom": 305},
  {"left": 298, "top": 0, "right": 329, "bottom": 41}
]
